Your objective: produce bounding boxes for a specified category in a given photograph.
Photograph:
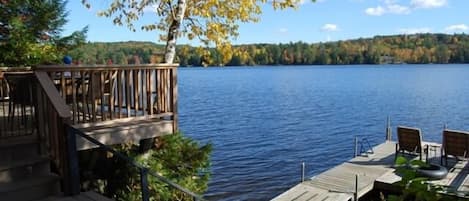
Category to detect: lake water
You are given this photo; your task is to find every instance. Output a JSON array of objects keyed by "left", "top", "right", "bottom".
[{"left": 178, "top": 65, "right": 469, "bottom": 201}]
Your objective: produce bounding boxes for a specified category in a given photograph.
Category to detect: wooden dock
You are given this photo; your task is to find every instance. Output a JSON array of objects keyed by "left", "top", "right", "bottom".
[{"left": 272, "top": 141, "right": 469, "bottom": 201}]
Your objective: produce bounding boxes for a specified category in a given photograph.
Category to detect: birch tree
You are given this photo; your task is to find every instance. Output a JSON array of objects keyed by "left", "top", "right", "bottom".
[{"left": 82, "top": 0, "right": 314, "bottom": 64}]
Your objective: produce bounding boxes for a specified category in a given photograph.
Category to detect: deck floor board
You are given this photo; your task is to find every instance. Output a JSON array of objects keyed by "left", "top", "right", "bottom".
[
  {"left": 272, "top": 141, "right": 397, "bottom": 201},
  {"left": 274, "top": 140, "right": 469, "bottom": 200}
]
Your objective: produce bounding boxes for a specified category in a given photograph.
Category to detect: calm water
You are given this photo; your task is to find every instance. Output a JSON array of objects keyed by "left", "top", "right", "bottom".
[{"left": 178, "top": 65, "right": 469, "bottom": 201}]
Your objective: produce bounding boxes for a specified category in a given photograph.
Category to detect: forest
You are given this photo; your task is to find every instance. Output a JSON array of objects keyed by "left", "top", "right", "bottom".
[{"left": 66, "top": 33, "right": 469, "bottom": 66}]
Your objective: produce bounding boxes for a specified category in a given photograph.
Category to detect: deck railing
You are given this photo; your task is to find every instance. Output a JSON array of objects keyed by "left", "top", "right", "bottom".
[
  {"left": 34, "top": 71, "right": 76, "bottom": 195},
  {"left": 0, "top": 70, "right": 36, "bottom": 138},
  {"left": 35, "top": 64, "right": 178, "bottom": 131},
  {"left": 34, "top": 69, "right": 201, "bottom": 200}
]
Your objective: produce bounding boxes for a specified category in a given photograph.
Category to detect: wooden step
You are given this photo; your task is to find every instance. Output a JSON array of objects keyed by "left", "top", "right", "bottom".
[
  {"left": 0, "top": 174, "right": 60, "bottom": 201},
  {"left": 0, "top": 135, "right": 37, "bottom": 148},
  {"left": 0, "top": 136, "right": 40, "bottom": 160},
  {"left": 0, "top": 156, "right": 50, "bottom": 183},
  {"left": 38, "top": 191, "right": 114, "bottom": 201}
]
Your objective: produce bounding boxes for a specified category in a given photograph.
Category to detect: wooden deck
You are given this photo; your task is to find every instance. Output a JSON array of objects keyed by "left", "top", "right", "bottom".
[
  {"left": 1, "top": 65, "right": 180, "bottom": 198},
  {"left": 272, "top": 141, "right": 469, "bottom": 201},
  {"left": 72, "top": 113, "right": 173, "bottom": 150},
  {"left": 272, "top": 141, "right": 396, "bottom": 201},
  {"left": 38, "top": 191, "right": 113, "bottom": 201}
]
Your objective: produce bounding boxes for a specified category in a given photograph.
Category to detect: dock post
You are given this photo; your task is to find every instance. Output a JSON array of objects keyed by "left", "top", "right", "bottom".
[
  {"left": 354, "top": 137, "right": 358, "bottom": 157},
  {"left": 444, "top": 123, "right": 448, "bottom": 130},
  {"left": 354, "top": 174, "right": 359, "bottom": 201},
  {"left": 386, "top": 116, "right": 392, "bottom": 141},
  {"left": 301, "top": 162, "right": 305, "bottom": 182}
]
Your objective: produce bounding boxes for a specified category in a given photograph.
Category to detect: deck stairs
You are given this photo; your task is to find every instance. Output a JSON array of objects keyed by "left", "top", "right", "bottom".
[{"left": 0, "top": 136, "right": 60, "bottom": 201}]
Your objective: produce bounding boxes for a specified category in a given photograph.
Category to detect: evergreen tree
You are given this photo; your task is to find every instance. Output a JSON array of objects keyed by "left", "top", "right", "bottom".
[{"left": 0, "top": 0, "right": 87, "bottom": 66}]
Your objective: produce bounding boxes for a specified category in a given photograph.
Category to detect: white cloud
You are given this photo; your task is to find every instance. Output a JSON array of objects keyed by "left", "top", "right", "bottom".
[
  {"left": 366, "top": 0, "right": 446, "bottom": 16},
  {"left": 365, "top": 2, "right": 410, "bottom": 16},
  {"left": 279, "top": 28, "right": 288, "bottom": 33},
  {"left": 398, "top": 27, "right": 432, "bottom": 34},
  {"left": 365, "top": 6, "right": 386, "bottom": 16},
  {"left": 445, "top": 24, "right": 469, "bottom": 32},
  {"left": 410, "top": 0, "right": 447, "bottom": 8},
  {"left": 321, "top": 24, "right": 339, "bottom": 32},
  {"left": 387, "top": 4, "right": 411, "bottom": 14}
]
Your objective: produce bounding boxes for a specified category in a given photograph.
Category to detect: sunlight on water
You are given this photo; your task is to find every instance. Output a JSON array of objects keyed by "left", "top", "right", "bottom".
[{"left": 178, "top": 65, "right": 469, "bottom": 200}]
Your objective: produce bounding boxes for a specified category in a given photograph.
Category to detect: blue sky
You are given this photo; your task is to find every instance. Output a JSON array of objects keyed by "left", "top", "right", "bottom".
[{"left": 63, "top": 0, "right": 469, "bottom": 45}]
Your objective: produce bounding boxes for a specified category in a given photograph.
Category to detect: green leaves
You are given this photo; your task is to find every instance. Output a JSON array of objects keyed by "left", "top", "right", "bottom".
[
  {"left": 0, "top": 0, "right": 87, "bottom": 66},
  {"left": 395, "top": 156, "right": 408, "bottom": 166},
  {"left": 108, "top": 132, "right": 212, "bottom": 201},
  {"left": 391, "top": 157, "right": 445, "bottom": 201}
]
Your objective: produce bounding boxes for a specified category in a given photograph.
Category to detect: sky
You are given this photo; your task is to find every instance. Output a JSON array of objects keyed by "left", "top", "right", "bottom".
[{"left": 63, "top": 0, "right": 469, "bottom": 45}]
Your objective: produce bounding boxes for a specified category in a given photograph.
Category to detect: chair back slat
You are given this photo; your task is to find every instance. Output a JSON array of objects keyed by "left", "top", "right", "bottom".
[
  {"left": 443, "top": 129, "right": 469, "bottom": 158},
  {"left": 397, "top": 126, "right": 422, "bottom": 153}
]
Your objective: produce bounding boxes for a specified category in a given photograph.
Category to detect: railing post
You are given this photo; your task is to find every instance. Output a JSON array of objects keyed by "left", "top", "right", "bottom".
[
  {"left": 301, "top": 162, "right": 305, "bottom": 182},
  {"left": 170, "top": 67, "right": 178, "bottom": 133},
  {"left": 386, "top": 116, "right": 392, "bottom": 141},
  {"left": 354, "top": 174, "right": 359, "bottom": 201},
  {"left": 140, "top": 168, "right": 150, "bottom": 201},
  {"left": 65, "top": 124, "right": 80, "bottom": 195},
  {"left": 354, "top": 137, "right": 359, "bottom": 157}
]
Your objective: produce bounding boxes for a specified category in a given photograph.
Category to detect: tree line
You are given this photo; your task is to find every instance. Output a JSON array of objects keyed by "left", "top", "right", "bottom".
[{"left": 67, "top": 33, "right": 469, "bottom": 66}]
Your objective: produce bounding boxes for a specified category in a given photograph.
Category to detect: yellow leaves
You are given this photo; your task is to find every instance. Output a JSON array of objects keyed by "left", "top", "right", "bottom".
[
  {"left": 88, "top": 0, "right": 313, "bottom": 61},
  {"left": 217, "top": 43, "right": 233, "bottom": 64}
]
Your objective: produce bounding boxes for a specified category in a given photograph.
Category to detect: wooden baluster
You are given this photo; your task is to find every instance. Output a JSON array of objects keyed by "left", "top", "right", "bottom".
[
  {"left": 109, "top": 70, "right": 114, "bottom": 120},
  {"left": 156, "top": 70, "right": 163, "bottom": 113},
  {"left": 163, "top": 69, "right": 168, "bottom": 112},
  {"left": 117, "top": 70, "right": 123, "bottom": 118},
  {"left": 146, "top": 69, "right": 151, "bottom": 115},
  {"left": 100, "top": 71, "right": 105, "bottom": 121},
  {"left": 36, "top": 86, "right": 46, "bottom": 155},
  {"left": 162, "top": 69, "right": 165, "bottom": 113},
  {"left": 133, "top": 69, "right": 139, "bottom": 117},
  {"left": 149, "top": 69, "right": 154, "bottom": 115},
  {"left": 71, "top": 71, "right": 77, "bottom": 124},
  {"left": 125, "top": 70, "right": 131, "bottom": 118},
  {"left": 91, "top": 72, "right": 96, "bottom": 122},
  {"left": 80, "top": 71, "right": 86, "bottom": 123},
  {"left": 60, "top": 71, "right": 66, "bottom": 99},
  {"left": 171, "top": 68, "right": 178, "bottom": 132}
]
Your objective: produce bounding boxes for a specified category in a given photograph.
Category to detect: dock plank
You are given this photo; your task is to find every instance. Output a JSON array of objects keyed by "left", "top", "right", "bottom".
[
  {"left": 272, "top": 183, "right": 351, "bottom": 201},
  {"left": 272, "top": 141, "right": 396, "bottom": 201}
]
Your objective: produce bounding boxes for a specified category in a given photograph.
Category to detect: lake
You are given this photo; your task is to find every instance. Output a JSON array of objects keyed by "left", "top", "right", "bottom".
[{"left": 178, "top": 64, "right": 469, "bottom": 201}]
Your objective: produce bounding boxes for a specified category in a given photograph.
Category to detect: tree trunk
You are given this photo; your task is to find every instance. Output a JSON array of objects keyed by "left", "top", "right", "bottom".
[{"left": 164, "top": 0, "right": 186, "bottom": 64}]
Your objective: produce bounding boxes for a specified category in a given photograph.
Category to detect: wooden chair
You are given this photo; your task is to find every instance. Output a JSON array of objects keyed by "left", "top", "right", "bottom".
[
  {"left": 396, "top": 126, "right": 425, "bottom": 161},
  {"left": 441, "top": 129, "right": 469, "bottom": 167}
]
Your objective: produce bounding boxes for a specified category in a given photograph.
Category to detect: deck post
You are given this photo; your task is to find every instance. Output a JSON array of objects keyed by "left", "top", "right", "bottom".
[
  {"left": 354, "top": 137, "right": 359, "bottom": 157},
  {"left": 170, "top": 67, "right": 178, "bottom": 133},
  {"left": 386, "top": 116, "right": 392, "bottom": 141},
  {"left": 65, "top": 124, "right": 80, "bottom": 195},
  {"left": 354, "top": 174, "right": 358, "bottom": 201},
  {"left": 301, "top": 162, "right": 305, "bottom": 182},
  {"left": 140, "top": 168, "right": 150, "bottom": 201}
]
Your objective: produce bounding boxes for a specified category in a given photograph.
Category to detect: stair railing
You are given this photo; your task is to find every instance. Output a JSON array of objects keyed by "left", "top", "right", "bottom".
[
  {"left": 66, "top": 125, "right": 205, "bottom": 201},
  {"left": 34, "top": 71, "right": 76, "bottom": 195}
]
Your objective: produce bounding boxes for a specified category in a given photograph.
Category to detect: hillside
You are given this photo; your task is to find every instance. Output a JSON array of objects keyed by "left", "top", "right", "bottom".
[{"left": 67, "top": 33, "right": 469, "bottom": 66}]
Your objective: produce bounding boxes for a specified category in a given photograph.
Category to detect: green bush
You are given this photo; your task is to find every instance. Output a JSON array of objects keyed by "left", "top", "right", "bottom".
[
  {"left": 388, "top": 156, "right": 466, "bottom": 201},
  {"left": 80, "top": 132, "right": 212, "bottom": 201}
]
